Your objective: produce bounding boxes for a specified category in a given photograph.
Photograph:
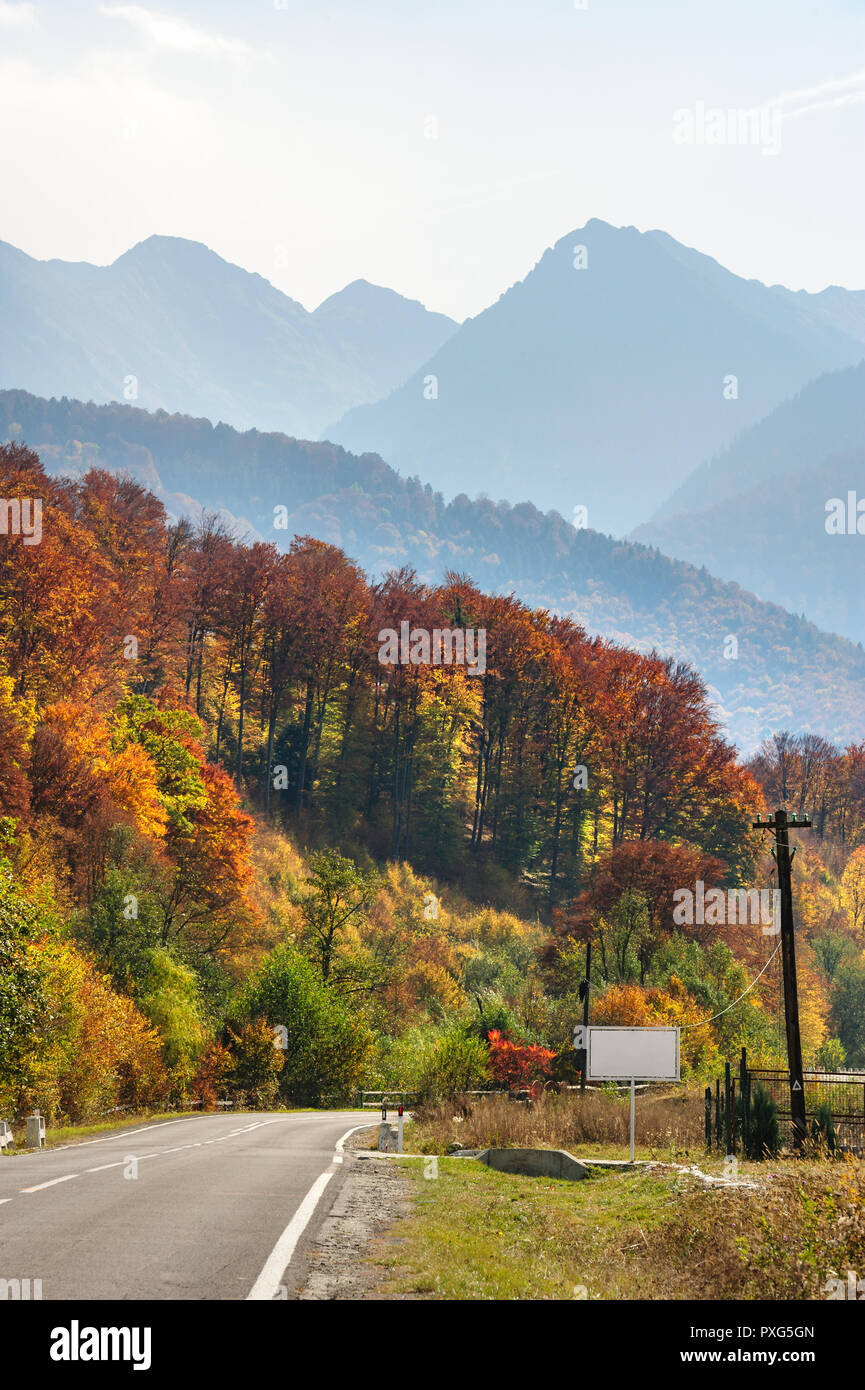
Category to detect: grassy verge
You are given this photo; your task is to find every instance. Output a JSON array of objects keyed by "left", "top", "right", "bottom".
[
  {"left": 0, "top": 1110, "right": 203, "bottom": 1154},
  {"left": 372, "top": 1152, "right": 865, "bottom": 1300},
  {"left": 1, "top": 1105, "right": 322, "bottom": 1154},
  {"left": 408, "top": 1089, "right": 705, "bottom": 1162}
]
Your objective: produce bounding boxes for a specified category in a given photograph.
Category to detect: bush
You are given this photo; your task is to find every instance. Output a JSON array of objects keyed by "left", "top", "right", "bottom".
[
  {"left": 487, "top": 1029, "right": 555, "bottom": 1091},
  {"left": 810, "top": 1102, "right": 838, "bottom": 1154},
  {"left": 745, "top": 1082, "right": 780, "bottom": 1159},
  {"left": 235, "top": 944, "right": 373, "bottom": 1104},
  {"left": 228, "top": 1018, "right": 284, "bottom": 1108},
  {"left": 416, "top": 1028, "right": 491, "bottom": 1100}
]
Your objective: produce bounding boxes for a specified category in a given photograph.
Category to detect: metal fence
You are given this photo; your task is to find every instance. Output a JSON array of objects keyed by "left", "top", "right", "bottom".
[
  {"left": 749, "top": 1068, "right": 865, "bottom": 1152},
  {"left": 706, "top": 1055, "right": 865, "bottom": 1154}
]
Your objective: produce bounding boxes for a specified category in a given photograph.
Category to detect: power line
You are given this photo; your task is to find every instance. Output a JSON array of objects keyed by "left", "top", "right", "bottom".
[{"left": 680, "top": 940, "right": 782, "bottom": 1031}]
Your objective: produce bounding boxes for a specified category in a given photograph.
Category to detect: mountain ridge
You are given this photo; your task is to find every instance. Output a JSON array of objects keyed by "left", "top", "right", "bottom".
[
  {"left": 0, "top": 235, "right": 458, "bottom": 440},
  {"left": 326, "top": 218, "right": 865, "bottom": 534}
]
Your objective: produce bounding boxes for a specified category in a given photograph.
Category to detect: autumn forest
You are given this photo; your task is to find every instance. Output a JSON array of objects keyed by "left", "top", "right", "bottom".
[{"left": 2, "top": 440, "right": 865, "bottom": 1124}]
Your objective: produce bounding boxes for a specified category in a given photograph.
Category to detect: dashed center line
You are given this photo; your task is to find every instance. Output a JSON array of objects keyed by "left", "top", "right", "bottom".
[{"left": 21, "top": 1174, "right": 78, "bottom": 1193}]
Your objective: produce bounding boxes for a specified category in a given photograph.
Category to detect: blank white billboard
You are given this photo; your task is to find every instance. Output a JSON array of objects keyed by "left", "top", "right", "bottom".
[{"left": 586, "top": 1026, "right": 680, "bottom": 1081}]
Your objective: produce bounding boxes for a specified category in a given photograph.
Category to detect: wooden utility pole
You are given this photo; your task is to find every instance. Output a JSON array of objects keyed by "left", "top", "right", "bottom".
[{"left": 752, "top": 807, "right": 810, "bottom": 1151}]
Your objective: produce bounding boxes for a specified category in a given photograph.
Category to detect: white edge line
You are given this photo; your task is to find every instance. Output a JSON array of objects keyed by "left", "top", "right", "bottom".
[
  {"left": 49, "top": 1116, "right": 205, "bottom": 1151},
  {"left": 246, "top": 1120, "right": 372, "bottom": 1301},
  {"left": 335, "top": 1122, "right": 374, "bottom": 1153},
  {"left": 246, "top": 1170, "right": 335, "bottom": 1300}
]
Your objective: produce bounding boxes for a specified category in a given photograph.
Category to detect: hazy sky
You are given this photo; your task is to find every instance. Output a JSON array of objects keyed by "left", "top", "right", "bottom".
[{"left": 2, "top": 0, "right": 865, "bottom": 319}]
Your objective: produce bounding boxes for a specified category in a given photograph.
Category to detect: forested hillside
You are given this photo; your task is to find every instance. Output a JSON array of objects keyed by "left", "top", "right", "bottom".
[
  {"left": 3, "top": 441, "right": 865, "bottom": 1130},
  {"left": 4, "top": 388, "right": 865, "bottom": 754}
]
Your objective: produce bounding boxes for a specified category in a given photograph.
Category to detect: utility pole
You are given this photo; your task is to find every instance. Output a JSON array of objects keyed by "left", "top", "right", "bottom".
[
  {"left": 752, "top": 807, "right": 810, "bottom": 1151},
  {"left": 579, "top": 941, "right": 591, "bottom": 1093}
]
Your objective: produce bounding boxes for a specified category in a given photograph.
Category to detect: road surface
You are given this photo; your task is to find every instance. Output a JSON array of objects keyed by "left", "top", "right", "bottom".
[{"left": 0, "top": 1110, "right": 373, "bottom": 1300}]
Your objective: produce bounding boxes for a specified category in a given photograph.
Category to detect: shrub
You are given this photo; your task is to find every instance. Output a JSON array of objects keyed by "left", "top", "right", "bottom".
[
  {"left": 228, "top": 1018, "right": 285, "bottom": 1108},
  {"left": 235, "top": 944, "right": 373, "bottom": 1104},
  {"left": 416, "top": 1028, "right": 491, "bottom": 1100},
  {"left": 745, "top": 1082, "right": 780, "bottom": 1158},
  {"left": 810, "top": 1102, "right": 838, "bottom": 1154},
  {"left": 487, "top": 1029, "right": 555, "bottom": 1091}
]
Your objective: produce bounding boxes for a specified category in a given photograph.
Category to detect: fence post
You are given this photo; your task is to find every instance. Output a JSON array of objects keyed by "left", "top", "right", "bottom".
[
  {"left": 715, "top": 1078, "right": 721, "bottom": 1151},
  {"left": 704, "top": 1086, "right": 712, "bottom": 1151},
  {"left": 724, "top": 1061, "right": 733, "bottom": 1155},
  {"left": 740, "top": 1048, "right": 749, "bottom": 1158}
]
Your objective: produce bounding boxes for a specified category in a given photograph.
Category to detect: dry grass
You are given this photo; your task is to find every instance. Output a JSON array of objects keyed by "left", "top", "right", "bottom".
[
  {"left": 375, "top": 1152, "right": 865, "bottom": 1300},
  {"left": 409, "top": 1087, "right": 705, "bottom": 1160},
  {"left": 640, "top": 1157, "right": 865, "bottom": 1299}
]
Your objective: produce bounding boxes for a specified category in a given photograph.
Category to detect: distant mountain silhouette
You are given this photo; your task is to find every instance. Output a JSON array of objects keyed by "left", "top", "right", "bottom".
[
  {"left": 326, "top": 219, "right": 865, "bottom": 535},
  {"left": 0, "top": 236, "right": 457, "bottom": 439},
  {"left": 634, "top": 359, "right": 865, "bottom": 644},
  {"left": 5, "top": 387, "right": 865, "bottom": 755}
]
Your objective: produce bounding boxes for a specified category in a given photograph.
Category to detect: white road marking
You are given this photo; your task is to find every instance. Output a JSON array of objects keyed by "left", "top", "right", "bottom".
[
  {"left": 246, "top": 1119, "right": 374, "bottom": 1299},
  {"left": 21, "top": 1174, "right": 78, "bottom": 1193},
  {"left": 49, "top": 1116, "right": 202, "bottom": 1151},
  {"left": 247, "top": 1170, "right": 335, "bottom": 1300},
  {"left": 335, "top": 1122, "right": 374, "bottom": 1152}
]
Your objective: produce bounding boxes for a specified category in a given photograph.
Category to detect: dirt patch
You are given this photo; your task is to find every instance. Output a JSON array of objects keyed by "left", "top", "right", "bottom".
[{"left": 298, "top": 1151, "right": 415, "bottom": 1300}]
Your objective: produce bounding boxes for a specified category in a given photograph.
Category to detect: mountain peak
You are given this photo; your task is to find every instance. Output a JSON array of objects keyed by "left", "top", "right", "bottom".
[{"left": 113, "top": 234, "right": 229, "bottom": 269}]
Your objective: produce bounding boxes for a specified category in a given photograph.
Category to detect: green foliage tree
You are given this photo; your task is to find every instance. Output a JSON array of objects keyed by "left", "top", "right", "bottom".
[
  {"left": 236, "top": 944, "right": 372, "bottom": 1103},
  {"left": 416, "top": 1027, "right": 491, "bottom": 1100},
  {"left": 810, "top": 1103, "right": 838, "bottom": 1154},
  {"left": 135, "top": 947, "right": 210, "bottom": 1092},
  {"left": 830, "top": 959, "right": 865, "bottom": 1066},
  {"left": 299, "top": 849, "right": 380, "bottom": 985},
  {"left": 814, "top": 1036, "right": 846, "bottom": 1071},
  {"left": 812, "top": 931, "right": 856, "bottom": 985},
  {"left": 745, "top": 1082, "right": 781, "bottom": 1159},
  {"left": 228, "top": 1018, "right": 285, "bottom": 1108},
  {"left": 0, "top": 863, "right": 50, "bottom": 1108}
]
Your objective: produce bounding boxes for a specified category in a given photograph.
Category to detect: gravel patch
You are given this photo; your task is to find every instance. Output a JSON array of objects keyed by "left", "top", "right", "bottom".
[{"left": 298, "top": 1149, "right": 415, "bottom": 1300}]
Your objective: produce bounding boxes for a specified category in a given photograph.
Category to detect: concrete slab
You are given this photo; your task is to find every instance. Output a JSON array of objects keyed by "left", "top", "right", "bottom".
[{"left": 475, "top": 1147, "right": 588, "bottom": 1181}]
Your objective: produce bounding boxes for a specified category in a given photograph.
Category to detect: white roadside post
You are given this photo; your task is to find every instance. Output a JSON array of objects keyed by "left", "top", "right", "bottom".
[
  {"left": 25, "top": 1110, "right": 46, "bottom": 1149},
  {"left": 378, "top": 1098, "right": 389, "bottom": 1152},
  {"left": 582, "top": 1026, "right": 680, "bottom": 1163}
]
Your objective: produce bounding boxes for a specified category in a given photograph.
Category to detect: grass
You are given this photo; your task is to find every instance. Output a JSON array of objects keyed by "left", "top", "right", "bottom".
[
  {"left": 408, "top": 1088, "right": 706, "bottom": 1162},
  {"left": 374, "top": 1157, "right": 681, "bottom": 1299},
  {"left": 372, "top": 1151, "right": 865, "bottom": 1300},
  {"left": 0, "top": 1104, "right": 323, "bottom": 1154},
  {"left": 0, "top": 1109, "right": 203, "bottom": 1154}
]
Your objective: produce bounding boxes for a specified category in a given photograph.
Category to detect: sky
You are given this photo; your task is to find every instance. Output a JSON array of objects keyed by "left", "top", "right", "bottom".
[{"left": 1, "top": 0, "right": 865, "bottom": 319}]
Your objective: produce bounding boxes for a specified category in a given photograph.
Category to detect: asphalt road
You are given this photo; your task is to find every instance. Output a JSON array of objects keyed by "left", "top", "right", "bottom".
[{"left": 0, "top": 1110, "right": 373, "bottom": 1300}]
